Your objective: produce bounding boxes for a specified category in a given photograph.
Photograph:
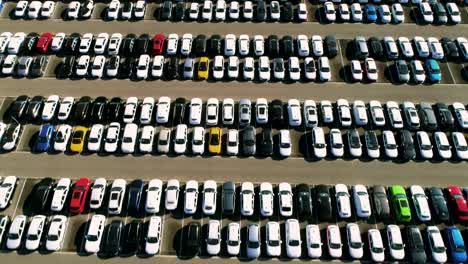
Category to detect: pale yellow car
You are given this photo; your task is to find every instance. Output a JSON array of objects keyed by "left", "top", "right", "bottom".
[
  {"left": 198, "top": 57, "right": 209, "bottom": 80},
  {"left": 70, "top": 126, "right": 88, "bottom": 153}
]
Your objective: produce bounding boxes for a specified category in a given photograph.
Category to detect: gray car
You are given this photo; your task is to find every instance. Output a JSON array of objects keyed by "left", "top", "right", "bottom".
[
  {"left": 418, "top": 102, "right": 438, "bottom": 131},
  {"left": 242, "top": 126, "right": 256, "bottom": 156},
  {"left": 395, "top": 60, "right": 409, "bottom": 83},
  {"left": 222, "top": 181, "right": 236, "bottom": 215},
  {"left": 407, "top": 226, "right": 426, "bottom": 264},
  {"left": 17, "top": 56, "right": 33, "bottom": 77},
  {"left": 239, "top": 98, "right": 251, "bottom": 126},
  {"left": 353, "top": 36, "right": 369, "bottom": 60}
]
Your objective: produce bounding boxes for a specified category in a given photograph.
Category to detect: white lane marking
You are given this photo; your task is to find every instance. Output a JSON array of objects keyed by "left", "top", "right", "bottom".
[
  {"left": 445, "top": 60, "right": 457, "bottom": 84},
  {"left": 11, "top": 178, "right": 27, "bottom": 216}
]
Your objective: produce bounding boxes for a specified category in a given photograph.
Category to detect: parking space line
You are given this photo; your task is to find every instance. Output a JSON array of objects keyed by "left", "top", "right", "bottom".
[
  {"left": 445, "top": 60, "right": 457, "bottom": 84},
  {"left": 385, "top": 61, "right": 395, "bottom": 84},
  {"left": 11, "top": 178, "right": 27, "bottom": 216},
  {"left": 336, "top": 40, "right": 348, "bottom": 83}
]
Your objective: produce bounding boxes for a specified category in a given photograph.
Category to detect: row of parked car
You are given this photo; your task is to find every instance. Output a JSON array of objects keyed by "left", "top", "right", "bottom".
[
  {"left": 320, "top": 2, "right": 462, "bottom": 24},
  {"left": 8, "top": 95, "right": 468, "bottom": 132}
]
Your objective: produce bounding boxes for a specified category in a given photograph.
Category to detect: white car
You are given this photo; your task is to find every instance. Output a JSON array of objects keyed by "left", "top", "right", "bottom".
[
  {"left": 369, "top": 100, "right": 385, "bottom": 127},
  {"left": 414, "top": 36, "right": 430, "bottom": 58},
  {"left": 297, "top": 3, "right": 307, "bottom": 20},
  {"left": 427, "top": 37, "right": 444, "bottom": 60},
  {"left": 146, "top": 179, "right": 162, "bottom": 213},
  {"left": 228, "top": 1, "right": 239, "bottom": 20},
  {"left": 67, "top": 1, "right": 81, "bottom": 19},
  {"left": 288, "top": 57, "right": 301, "bottom": 81},
  {"left": 318, "top": 56, "right": 331, "bottom": 81},
  {"left": 206, "top": 220, "right": 221, "bottom": 255},
  {"left": 350, "top": 60, "right": 362, "bottom": 81},
  {"left": 0, "top": 32, "right": 13, "bottom": 53},
  {"left": 364, "top": 58, "right": 378, "bottom": 81},
  {"left": 346, "top": 223, "right": 363, "bottom": 259},
  {"left": 0, "top": 176, "right": 17, "bottom": 209},
  {"left": 7, "top": 215, "right": 26, "bottom": 250},
  {"left": 410, "top": 60, "right": 426, "bottom": 83},
  {"left": 136, "top": 54, "right": 150, "bottom": 79},
  {"left": 156, "top": 96, "right": 171, "bottom": 124},
  {"left": 253, "top": 35, "right": 264, "bottom": 56},
  {"left": 304, "top": 57, "right": 316, "bottom": 80},
  {"left": 215, "top": 0, "right": 226, "bottom": 20},
  {"left": 134, "top": 0, "right": 146, "bottom": 19},
  {"left": 165, "top": 179, "right": 180, "bottom": 211},
  {"left": 174, "top": 124, "right": 188, "bottom": 154},
  {"left": 94, "top": 33, "right": 109, "bottom": 55},
  {"left": 123, "top": 97, "right": 138, "bottom": 123},
  {"left": 288, "top": 99, "right": 302, "bottom": 126},
  {"left": 456, "top": 37, "right": 468, "bottom": 60},
  {"left": 107, "top": 0, "right": 120, "bottom": 19},
  {"left": 304, "top": 100, "right": 318, "bottom": 128},
  {"left": 139, "top": 126, "right": 154, "bottom": 153},
  {"left": 2, "top": 55, "right": 17, "bottom": 75},
  {"left": 306, "top": 225, "right": 322, "bottom": 258},
  {"left": 255, "top": 98, "right": 268, "bottom": 124},
  {"left": 206, "top": 98, "right": 219, "bottom": 126},
  {"left": 54, "top": 124, "right": 72, "bottom": 152},
  {"left": 243, "top": 57, "right": 254, "bottom": 80},
  {"left": 226, "top": 129, "right": 239, "bottom": 155},
  {"left": 140, "top": 97, "right": 154, "bottom": 125},
  {"left": 285, "top": 219, "right": 301, "bottom": 258},
  {"left": 351, "top": 3, "right": 363, "bottom": 22},
  {"left": 398, "top": 37, "right": 414, "bottom": 59},
  {"left": 2, "top": 124, "right": 21, "bottom": 151},
  {"left": 386, "top": 225, "right": 405, "bottom": 260},
  {"left": 104, "top": 122, "right": 120, "bottom": 153},
  {"left": 427, "top": 226, "right": 448, "bottom": 264},
  {"left": 403, "top": 101, "right": 420, "bottom": 130},
  {"left": 41, "top": 1, "right": 56, "bottom": 18},
  {"left": 368, "top": 229, "right": 385, "bottom": 262},
  {"left": 40, "top": 95, "right": 59, "bottom": 121},
  {"left": 145, "top": 216, "right": 162, "bottom": 255},
  {"left": 339, "top": 3, "right": 350, "bottom": 21},
  {"left": 79, "top": 33, "right": 93, "bottom": 54},
  {"left": 222, "top": 98, "right": 235, "bottom": 125},
  {"left": 391, "top": 3, "right": 404, "bottom": 23},
  {"left": 226, "top": 223, "right": 240, "bottom": 256},
  {"left": 8, "top": 32, "right": 26, "bottom": 54},
  {"left": 312, "top": 127, "right": 327, "bottom": 159},
  {"left": 453, "top": 102, "right": 468, "bottom": 129},
  {"left": 181, "top": 33, "right": 193, "bottom": 56},
  {"left": 265, "top": 221, "right": 281, "bottom": 257},
  {"left": 247, "top": 224, "right": 260, "bottom": 259},
  {"left": 121, "top": 2, "right": 133, "bottom": 19},
  {"left": 434, "top": 132, "right": 452, "bottom": 160},
  {"left": 378, "top": 4, "right": 391, "bottom": 23},
  {"left": 335, "top": 184, "right": 351, "bottom": 218},
  {"left": 75, "top": 55, "right": 90, "bottom": 77},
  {"left": 243, "top": 1, "right": 253, "bottom": 20},
  {"left": 337, "top": 99, "right": 352, "bottom": 127},
  {"left": 151, "top": 55, "right": 164, "bottom": 78},
  {"left": 279, "top": 129, "right": 291, "bottom": 157},
  {"left": 25, "top": 215, "right": 46, "bottom": 251},
  {"left": 417, "top": 131, "right": 433, "bottom": 159},
  {"left": 227, "top": 56, "right": 239, "bottom": 79},
  {"left": 258, "top": 56, "right": 270, "bottom": 81},
  {"left": 27, "top": 1, "right": 42, "bottom": 19},
  {"left": 419, "top": 2, "right": 433, "bottom": 23},
  {"left": 184, "top": 180, "right": 198, "bottom": 214},
  {"left": 324, "top": 2, "right": 336, "bottom": 22},
  {"left": 157, "top": 128, "right": 170, "bottom": 154},
  {"left": 327, "top": 225, "right": 342, "bottom": 258},
  {"left": 213, "top": 56, "right": 224, "bottom": 80},
  {"left": 15, "top": 1, "right": 28, "bottom": 17},
  {"left": 84, "top": 214, "right": 106, "bottom": 253},
  {"left": 51, "top": 32, "right": 66, "bottom": 52},
  {"left": 312, "top": 35, "right": 324, "bottom": 56},
  {"left": 224, "top": 34, "right": 236, "bottom": 56},
  {"left": 166, "top": 34, "right": 178, "bottom": 55},
  {"left": 91, "top": 55, "right": 106, "bottom": 78},
  {"left": 121, "top": 123, "right": 138, "bottom": 154},
  {"left": 353, "top": 100, "right": 368, "bottom": 126},
  {"left": 189, "top": 2, "right": 199, "bottom": 20},
  {"left": 259, "top": 182, "right": 274, "bottom": 217},
  {"left": 452, "top": 132, "right": 468, "bottom": 160},
  {"left": 353, "top": 185, "right": 371, "bottom": 218},
  {"left": 87, "top": 124, "right": 104, "bottom": 152},
  {"left": 386, "top": 101, "right": 404, "bottom": 129},
  {"left": 321, "top": 100, "right": 334, "bottom": 124},
  {"left": 89, "top": 177, "right": 106, "bottom": 210},
  {"left": 190, "top": 98, "right": 203, "bottom": 125},
  {"left": 238, "top": 34, "right": 250, "bottom": 56},
  {"left": 202, "top": 0, "right": 213, "bottom": 21},
  {"left": 447, "top": 3, "right": 461, "bottom": 24},
  {"left": 278, "top": 182, "right": 293, "bottom": 217},
  {"left": 410, "top": 185, "right": 431, "bottom": 222},
  {"left": 50, "top": 178, "right": 71, "bottom": 212},
  {"left": 203, "top": 180, "right": 217, "bottom": 215},
  {"left": 241, "top": 182, "right": 254, "bottom": 216},
  {"left": 45, "top": 215, "right": 68, "bottom": 251},
  {"left": 382, "top": 130, "right": 398, "bottom": 159},
  {"left": 329, "top": 129, "right": 344, "bottom": 158},
  {"left": 108, "top": 179, "right": 126, "bottom": 215}
]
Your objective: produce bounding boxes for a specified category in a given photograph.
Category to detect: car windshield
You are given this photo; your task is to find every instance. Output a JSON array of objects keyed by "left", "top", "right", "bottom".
[
  {"left": 27, "top": 234, "right": 38, "bottom": 240},
  {"left": 159, "top": 139, "right": 168, "bottom": 145},
  {"left": 330, "top": 242, "right": 341, "bottom": 249},
  {"left": 147, "top": 236, "right": 159, "bottom": 243},
  {"left": 391, "top": 243, "right": 404, "bottom": 250},
  {"left": 207, "top": 238, "right": 219, "bottom": 245},
  {"left": 350, "top": 241, "right": 362, "bottom": 248},
  {"left": 48, "top": 234, "right": 58, "bottom": 241},
  {"left": 372, "top": 246, "right": 383, "bottom": 253},
  {"left": 199, "top": 62, "right": 207, "bottom": 71},
  {"left": 87, "top": 235, "right": 98, "bottom": 242},
  {"left": 210, "top": 134, "right": 219, "bottom": 145},
  {"left": 227, "top": 240, "right": 239, "bottom": 246},
  {"left": 289, "top": 240, "right": 300, "bottom": 246},
  {"left": 123, "top": 137, "right": 133, "bottom": 143},
  {"left": 175, "top": 138, "right": 185, "bottom": 144},
  {"left": 248, "top": 241, "right": 259, "bottom": 248}
]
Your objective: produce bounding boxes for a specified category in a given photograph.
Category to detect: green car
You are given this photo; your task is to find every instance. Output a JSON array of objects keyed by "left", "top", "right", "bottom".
[{"left": 389, "top": 185, "right": 412, "bottom": 222}]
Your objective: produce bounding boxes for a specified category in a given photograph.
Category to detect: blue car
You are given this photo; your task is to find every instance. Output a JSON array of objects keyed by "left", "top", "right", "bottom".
[
  {"left": 364, "top": 4, "right": 377, "bottom": 23},
  {"left": 425, "top": 59, "right": 441, "bottom": 82},
  {"left": 446, "top": 226, "right": 467, "bottom": 263},
  {"left": 35, "top": 124, "right": 55, "bottom": 152}
]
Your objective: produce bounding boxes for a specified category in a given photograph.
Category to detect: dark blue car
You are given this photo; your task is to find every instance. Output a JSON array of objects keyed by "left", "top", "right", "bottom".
[
  {"left": 446, "top": 226, "right": 467, "bottom": 263},
  {"left": 35, "top": 124, "right": 55, "bottom": 152},
  {"left": 127, "top": 179, "right": 144, "bottom": 216},
  {"left": 364, "top": 4, "right": 377, "bottom": 23}
]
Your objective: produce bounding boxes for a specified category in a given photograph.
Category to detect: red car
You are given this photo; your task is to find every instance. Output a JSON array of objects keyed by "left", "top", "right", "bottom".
[
  {"left": 69, "top": 177, "right": 93, "bottom": 214},
  {"left": 447, "top": 186, "right": 468, "bottom": 221},
  {"left": 36, "top": 32, "right": 53, "bottom": 54},
  {"left": 152, "top": 34, "right": 165, "bottom": 55}
]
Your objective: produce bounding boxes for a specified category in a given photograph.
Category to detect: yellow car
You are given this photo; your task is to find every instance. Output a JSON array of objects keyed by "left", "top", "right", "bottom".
[
  {"left": 198, "top": 57, "right": 209, "bottom": 80},
  {"left": 208, "top": 127, "right": 222, "bottom": 155},
  {"left": 70, "top": 126, "right": 88, "bottom": 153}
]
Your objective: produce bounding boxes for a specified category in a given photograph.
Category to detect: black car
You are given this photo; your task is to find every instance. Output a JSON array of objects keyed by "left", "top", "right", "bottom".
[
  {"left": 418, "top": 102, "right": 438, "bottom": 131},
  {"left": 281, "top": 35, "right": 294, "bottom": 58},
  {"left": 22, "top": 35, "right": 38, "bottom": 54},
  {"left": 193, "top": 35, "right": 207, "bottom": 56},
  {"left": 79, "top": 0, "right": 94, "bottom": 19},
  {"left": 259, "top": 128, "right": 273, "bottom": 156},
  {"left": 173, "top": 97, "right": 186, "bottom": 125},
  {"left": 121, "top": 221, "right": 142, "bottom": 255},
  {"left": 441, "top": 37, "right": 459, "bottom": 60},
  {"left": 315, "top": 185, "right": 332, "bottom": 221},
  {"left": 119, "top": 57, "right": 135, "bottom": 79},
  {"left": 29, "top": 178, "right": 54, "bottom": 214},
  {"left": 364, "top": 130, "right": 379, "bottom": 157},
  {"left": 165, "top": 57, "right": 179, "bottom": 80},
  {"left": 242, "top": 126, "right": 256, "bottom": 156},
  {"left": 57, "top": 56, "right": 75, "bottom": 79},
  {"left": 270, "top": 99, "right": 284, "bottom": 127},
  {"left": 406, "top": 226, "right": 426, "bottom": 264},
  {"left": 267, "top": 35, "right": 279, "bottom": 57},
  {"left": 90, "top": 96, "right": 107, "bottom": 123},
  {"left": 63, "top": 33, "right": 81, "bottom": 54},
  {"left": 429, "top": 187, "right": 449, "bottom": 222},
  {"left": 127, "top": 180, "right": 144, "bottom": 216},
  {"left": 105, "top": 220, "right": 123, "bottom": 257},
  {"left": 74, "top": 96, "right": 92, "bottom": 123},
  {"left": 25, "top": 95, "right": 44, "bottom": 122},
  {"left": 135, "top": 34, "right": 150, "bottom": 55},
  {"left": 106, "top": 55, "right": 120, "bottom": 78},
  {"left": 256, "top": 1, "right": 266, "bottom": 21},
  {"left": 121, "top": 34, "right": 136, "bottom": 56},
  {"left": 208, "top": 34, "right": 222, "bottom": 56},
  {"left": 9, "top": 95, "right": 29, "bottom": 121},
  {"left": 222, "top": 181, "right": 236, "bottom": 215},
  {"left": 434, "top": 103, "right": 455, "bottom": 130},
  {"left": 160, "top": 1, "right": 172, "bottom": 20},
  {"left": 325, "top": 35, "right": 338, "bottom": 58},
  {"left": 432, "top": 3, "right": 447, "bottom": 24},
  {"left": 399, "top": 130, "right": 416, "bottom": 160},
  {"left": 173, "top": 2, "right": 185, "bottom": 21},
  {"left": 296, "top": 184, "right": 312, "bottom": 218},
  {"left": 185, "top": 222, "right": 201, "bottom": 256},
  {"left": 281, "top": 2, "right": 293, "bottom": 22},
  {"left": 30, "top": 55, "right": 49, "bottom": 77},
  {"left": 371, "top": 185, "right": 391, "bottom": 220},
  {"left": 107, "top": 97, "right": 123, "bottom": 122},
  {"left": 368, "top": 37, "right": 384, "bottom": 59}
]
